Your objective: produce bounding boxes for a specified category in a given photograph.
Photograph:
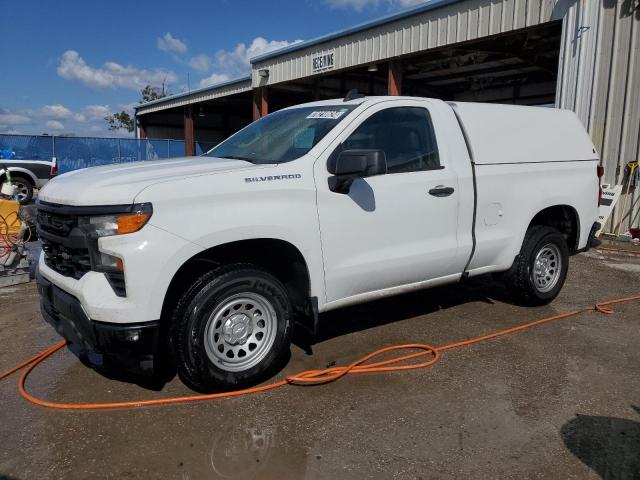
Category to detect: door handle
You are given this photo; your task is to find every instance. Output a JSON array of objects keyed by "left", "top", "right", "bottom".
[{"left": 428, "top": 186, "right": 455, "bottom": 197}]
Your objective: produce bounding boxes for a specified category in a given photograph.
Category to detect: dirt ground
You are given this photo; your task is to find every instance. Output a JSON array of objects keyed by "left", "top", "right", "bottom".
[{"left": 1, "top": 249, "right": 639, "bottom": 480}]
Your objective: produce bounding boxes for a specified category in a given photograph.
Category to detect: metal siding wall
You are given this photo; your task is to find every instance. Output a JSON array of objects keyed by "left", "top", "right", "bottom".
[
  {"left": 617, "top": 7, "right": 640, "bottom": 230},
  {"left": 621, "top": 15, "right": 640, "bottom": 179},
  {"left": 588, "top": 4, "right": 617, "bottom": 159},
  {"left": 573, "top": 1, "right": 600, "bottom": 128},
  {"left": 136, "top": 80, "right": 252, "bottom": 115},
  {"left": 502, "top": 0, "right": 514, "bottom": 30},
  {"left": 513, "top": 0, "right": 527, "bottom": 29},
  {"left": 478, "top": 0, "right": 491, "bottom": 37},
  {"left": 457, "top": 6, "right": 469, "bottom": 41},
  {"left": 602, "top": 2, "right": 632, "bottom": 183},
  {"left": 557, "top": 0, "right": 640, "bottom": 232},
  {"left": 252, "top": 0, "right": 554, "bottom": 87}
]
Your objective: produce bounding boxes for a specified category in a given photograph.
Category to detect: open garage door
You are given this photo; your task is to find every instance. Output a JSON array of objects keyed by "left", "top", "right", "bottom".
[{"left": 266, "top": 21, "right": 563, "bottom": 108}]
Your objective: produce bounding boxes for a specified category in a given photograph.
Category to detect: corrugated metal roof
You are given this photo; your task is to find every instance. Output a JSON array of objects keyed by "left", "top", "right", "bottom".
[
  {"left": 134, "top": 75, "right": 252, "bottom": 112},
  {"left": 250, "top": 0, "right": 465, "bottom": 64},
  {"left": 251, "top": 0, "right": 557, "bottom": 87}
]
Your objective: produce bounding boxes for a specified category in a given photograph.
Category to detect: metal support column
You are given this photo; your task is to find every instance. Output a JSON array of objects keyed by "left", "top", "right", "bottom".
[
  {"left": 388, "top": 59, "right": 403, "bottom": 96},
  {"left": 138, "top": 118, "right": 147, "bottom": 139},
  {"left": 253, "top": 87, "right": 269, "bottom": 121},
  {"left": 184, "top": 105, "right": 195, "bottom": 156}
]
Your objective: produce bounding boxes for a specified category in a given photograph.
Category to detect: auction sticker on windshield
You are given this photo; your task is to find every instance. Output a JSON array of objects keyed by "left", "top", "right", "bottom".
[{"left": 306, "top": 110, "right": 347, "bottom": 120}]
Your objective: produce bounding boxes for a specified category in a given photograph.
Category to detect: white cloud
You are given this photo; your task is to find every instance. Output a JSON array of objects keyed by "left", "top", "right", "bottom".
[
  {"left": 157, "top": 32, "right": 188, "bottom": 54},
  {"left": 83, "top": 105, "right": 111, "bottom": 120},
  {"left": 216, "top": 37, "right": 301, "bottom": 77},
  {"left": 117, "top": 102, "right": 139, "bottom": 112},
  {"left": 0, "top": 103, "right": 133, "bottom": 136},
  {"left": 0, "top": 112, "right": 31, "bottom": 125},
  {"left": 324, "top": 0, "right": 426, "bottom": 10},
  {"left": 397, "top": 0, "right": 428, "bottom": 6},
  {"left": 57, "top": 50, "right": 177, "bottom": 91},
  {"left": 198, "top": 73, "right": 231, "bottom": 88},
  {"left": 194, "top": 37, "right": 301, "bottom": 87},
  {"left": 45, "top": 120, "right": 65, "bottom": 131},
  {"left": 189, "top": 54, "right": 211, "bottom": 73},
  {"left": 40, "top": 104, "right": 73, "bottom": 119},
  {"left": 0, "top": 128, "right": 23, "bottom": 134},
  {"left": 40, "top": 104, "right": 86, "bottom": 122},
  {"left": 324, "top": 0, "right": 379, "bottom": 10}
]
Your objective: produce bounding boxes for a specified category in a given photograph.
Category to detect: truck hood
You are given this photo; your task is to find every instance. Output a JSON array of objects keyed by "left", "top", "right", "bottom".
[{"left": 38, "top": 156, "right": 259, "bottom": 206}]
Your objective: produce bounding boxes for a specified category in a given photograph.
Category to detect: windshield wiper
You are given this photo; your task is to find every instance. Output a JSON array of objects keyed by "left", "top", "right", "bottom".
[{"left": 217, "top": 155, "right": 256, "bottom": 162}]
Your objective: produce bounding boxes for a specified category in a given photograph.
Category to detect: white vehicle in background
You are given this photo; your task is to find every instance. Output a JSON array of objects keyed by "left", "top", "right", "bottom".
[
  {"left": 35, "top": 94, "right": 601, "bottom": 392},
  {"left": 0, "top": 158, "right": 56, "bottom": 204}
]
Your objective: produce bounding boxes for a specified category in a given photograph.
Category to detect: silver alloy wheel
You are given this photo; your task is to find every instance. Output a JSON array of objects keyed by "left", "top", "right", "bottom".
[
  {"left": 532, "top": 243, "right": 562, "bottom": 293},
  {"left": 203, "top": 292, "right": 277, "bottom": 372},
  {"left": 12, "top": 181, "right": 30, "bottom": 202}
]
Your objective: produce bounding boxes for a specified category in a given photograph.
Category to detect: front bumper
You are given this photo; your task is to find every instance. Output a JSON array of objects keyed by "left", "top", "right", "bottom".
[{"left": 36, "top": 269, "right": 159, "bottom": 364}]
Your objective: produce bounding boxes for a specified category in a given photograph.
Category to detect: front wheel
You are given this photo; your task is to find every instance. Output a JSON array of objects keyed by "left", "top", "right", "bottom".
[
  {"left": 170, "top": 264, "right": 293, "bottom": 392},
  {"left": 503, "top": 226, "right": 569, "bottom": 306}
]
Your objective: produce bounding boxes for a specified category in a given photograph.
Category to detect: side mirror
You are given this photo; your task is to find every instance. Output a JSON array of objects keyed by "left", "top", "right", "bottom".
[{"left": 328, "top": 149, "right": 387, "bottom": 193}]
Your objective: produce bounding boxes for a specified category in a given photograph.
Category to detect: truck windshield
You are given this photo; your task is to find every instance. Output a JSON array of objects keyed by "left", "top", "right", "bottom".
[{"left": 205, "top": 105, "right": 356, "bottom": 164}]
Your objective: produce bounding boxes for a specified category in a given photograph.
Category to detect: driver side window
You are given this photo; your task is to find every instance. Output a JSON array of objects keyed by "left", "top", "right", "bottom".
[{"left": 342, "top": 107, "right": 440, "bottom": 174}]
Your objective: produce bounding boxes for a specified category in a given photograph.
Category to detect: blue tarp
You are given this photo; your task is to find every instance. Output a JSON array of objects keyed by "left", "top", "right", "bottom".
[{"left": 0, "top": 134, "right": 186, "bottom": 173}]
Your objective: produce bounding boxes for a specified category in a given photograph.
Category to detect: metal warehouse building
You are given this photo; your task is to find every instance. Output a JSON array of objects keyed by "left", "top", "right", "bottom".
[{"left": 135, "top": 0, "right": 640, "bottom": 227}]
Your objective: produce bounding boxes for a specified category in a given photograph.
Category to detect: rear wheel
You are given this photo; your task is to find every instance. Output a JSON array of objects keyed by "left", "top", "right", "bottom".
[
  {"left": 170, "top": 264, "right": 293, "bottom": 392},
  {"left": 503, "top": 226, "right": 569, "bottom": 306},
  {"left": 10, "top": 175, "right": 34, "bottom": 204}
]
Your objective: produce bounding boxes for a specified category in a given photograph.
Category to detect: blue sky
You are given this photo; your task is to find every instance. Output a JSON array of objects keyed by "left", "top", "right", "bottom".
[{"left": 0, "top": 0, "right": 424, "bottom": 137}]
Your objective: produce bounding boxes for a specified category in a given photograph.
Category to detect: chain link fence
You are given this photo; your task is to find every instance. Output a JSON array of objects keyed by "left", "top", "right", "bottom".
[{"left": 0, "top": 134, "right": 186, "bottom": 174}]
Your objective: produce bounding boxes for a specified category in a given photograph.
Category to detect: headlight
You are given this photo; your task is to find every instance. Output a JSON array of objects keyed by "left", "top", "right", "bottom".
[
  {"left": 78, "top": 203, "right": 152, "bottom": 274},
  {"left": 79, "top": 203, "right": 153, "bottom": 238}
]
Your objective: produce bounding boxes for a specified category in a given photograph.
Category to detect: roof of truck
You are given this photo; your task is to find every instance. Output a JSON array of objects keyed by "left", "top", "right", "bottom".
[
  {"left": 281, "top": 96, "right": 444, "bottom": 109},
  {"left": 284, "top": 97, "right": 598, "bottom": 165}
]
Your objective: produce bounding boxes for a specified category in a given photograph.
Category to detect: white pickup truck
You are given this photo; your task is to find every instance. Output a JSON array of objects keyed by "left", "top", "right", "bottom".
[{"left": 36, "top": 95, "right": 601, "bottom": 391}]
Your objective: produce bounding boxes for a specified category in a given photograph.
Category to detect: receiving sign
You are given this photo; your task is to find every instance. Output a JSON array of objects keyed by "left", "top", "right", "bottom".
[{"left": 312, "top": 50, "right": 335, "bottom": 73}]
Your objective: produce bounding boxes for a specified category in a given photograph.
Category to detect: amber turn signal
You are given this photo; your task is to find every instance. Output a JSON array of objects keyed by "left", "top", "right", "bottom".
[{"left": 117, "top": 211, "right": 152, "bottom": 234}]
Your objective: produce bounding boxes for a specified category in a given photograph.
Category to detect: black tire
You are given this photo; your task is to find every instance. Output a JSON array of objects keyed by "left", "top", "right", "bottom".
[
  {"left": 503, "top": 226, "right": 569, "bottom": 306},
  {"left": 170, "top": 263, "right": 293, "bottom": 392},
  {"left": 10, "top": 175, "right": 34, "bottom": 204}
]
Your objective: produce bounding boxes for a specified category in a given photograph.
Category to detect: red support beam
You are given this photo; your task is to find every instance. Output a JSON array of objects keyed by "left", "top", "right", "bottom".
[
  {"left": 261, "top": 87, "right": 269, "bottom": 118},
  {"left": 138, "top": 119, "right": 147, "bottom": 139},
  {"left": 184, "top": 105, "right": 195, "bottom": 156},
  {"left": 253, "top": 88, "right": 261, "bottom": 121},
  {"left": 253, "top": 87, "right": 269, "bottom": 121},
  {"left": 388, "top": 59, "right": 403, "bottom": 96}
]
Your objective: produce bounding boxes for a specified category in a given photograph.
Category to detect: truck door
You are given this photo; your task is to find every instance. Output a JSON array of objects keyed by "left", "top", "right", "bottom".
[{"left": 314, "top": 100, "right": 466, "bottom": 304}]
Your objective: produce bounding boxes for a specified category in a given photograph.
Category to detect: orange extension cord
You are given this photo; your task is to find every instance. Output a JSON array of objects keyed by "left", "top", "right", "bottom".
[{"left": 2, "top": 293, "right": 639, "bottom": 411}]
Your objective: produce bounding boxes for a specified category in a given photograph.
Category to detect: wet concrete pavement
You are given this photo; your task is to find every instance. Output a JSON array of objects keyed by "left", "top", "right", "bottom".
[{"left": 1, "top": 251, "right": 639, "bottom": 479}]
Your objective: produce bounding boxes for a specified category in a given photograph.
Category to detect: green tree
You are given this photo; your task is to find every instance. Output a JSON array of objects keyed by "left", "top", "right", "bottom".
[
  {"left": 140, "top": 84, "right": 168, "bottom": 103},
  {"left": 105, "top": 111, "right": 134, "bottom": 133},
  {"left": 105, "top": 81, "right": 169, "bottom": 133}
]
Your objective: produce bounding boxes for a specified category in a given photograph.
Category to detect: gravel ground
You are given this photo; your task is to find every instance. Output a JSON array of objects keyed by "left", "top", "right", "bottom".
[{"left": 1, "top": 250, "right": 639, "bottom": 479}]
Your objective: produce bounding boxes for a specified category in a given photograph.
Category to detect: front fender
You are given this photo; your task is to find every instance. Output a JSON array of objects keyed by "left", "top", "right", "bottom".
[{"left": 136, "top": 160, "right": 326, "bottom": 304}]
